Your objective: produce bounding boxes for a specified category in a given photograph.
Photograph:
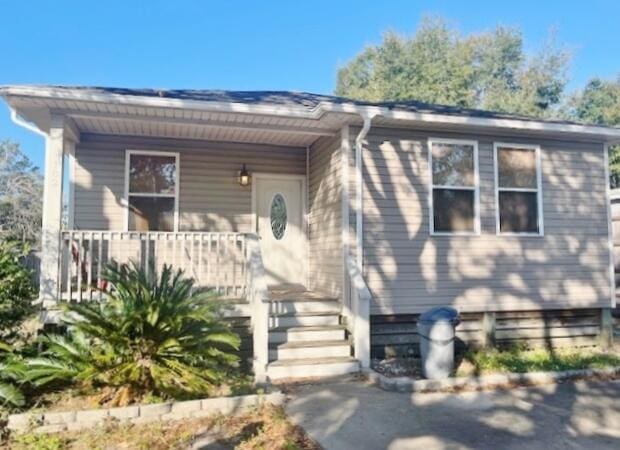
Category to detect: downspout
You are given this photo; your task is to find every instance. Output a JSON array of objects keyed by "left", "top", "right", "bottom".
[
  {"left": 355, "top": 113, "right": 376, "bottom": 271},
  {"left": 604, "top": 143, "right": 616, "bottom": 309},
  {"left": 351, "top": 113, "right": 375, "bottom": 369}
]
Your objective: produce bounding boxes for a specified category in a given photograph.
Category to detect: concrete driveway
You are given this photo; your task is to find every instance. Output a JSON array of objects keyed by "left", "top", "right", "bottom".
[{"left": 285, "top": 378, "right": 620, "bottom": 450}]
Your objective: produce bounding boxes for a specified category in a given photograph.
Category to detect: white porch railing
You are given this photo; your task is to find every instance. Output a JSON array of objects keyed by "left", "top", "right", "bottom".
[
  {"left": 59, "top": 231, "right": 248, "bottom": 302},
  {"left": 345, "top": 251, "right": 372, "bottom": 369}
]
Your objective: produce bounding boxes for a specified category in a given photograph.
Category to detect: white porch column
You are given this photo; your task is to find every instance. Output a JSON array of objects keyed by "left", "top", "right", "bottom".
[
  {"left": 39, "top": 116, "right": 74, "bottom": 306},
  {"left": 65, "top": 141, "right": 76, "bottom": 229}
]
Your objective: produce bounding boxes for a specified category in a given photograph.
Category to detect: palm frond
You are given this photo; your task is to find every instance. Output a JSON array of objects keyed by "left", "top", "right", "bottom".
[{"left": 0, "top": 381, "right": 25, "bottom": 406}]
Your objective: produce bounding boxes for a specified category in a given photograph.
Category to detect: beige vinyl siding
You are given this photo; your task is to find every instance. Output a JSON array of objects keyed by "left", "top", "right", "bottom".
[
  {"left": 308, "top": 134, "right": 342, "bottom": 298},
  {"left": 360, "top": 127, "right": 611, "bottom": 314},
  {"left": 74, "top": 133, "right": 306, "bottom": 231}
]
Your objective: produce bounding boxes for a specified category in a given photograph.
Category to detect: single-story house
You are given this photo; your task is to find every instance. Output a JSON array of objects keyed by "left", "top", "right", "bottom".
[{"left": 1, "top": 85, "right": 619, "bottom": 382}]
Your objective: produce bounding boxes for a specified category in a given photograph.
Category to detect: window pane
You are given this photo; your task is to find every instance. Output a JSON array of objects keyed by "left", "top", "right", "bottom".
[
  {"left": 128, "top": 196, "right": 174, "bottom": 231},
  {"left": 499, "top": 191, "right": 538, "bottom": 233},
  {"left": 498, "top": 148, "right": 537, "bottom": 188},
  {"left": 432, "top": 142, "right": 475, "bottom": 186},
  {"left": 433, "top": 189, "right": 475, "bottom": 232},
  {"left": 129, "top": 154, "right": 176, "bottom": 194},
  {"left": 270, "top": 194, "right": 287, "bottom": 240}
]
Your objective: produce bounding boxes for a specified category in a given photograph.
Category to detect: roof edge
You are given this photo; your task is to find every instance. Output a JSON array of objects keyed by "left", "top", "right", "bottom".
[{"left": 3, "top": 85, "right": 620, "bottom": 142}]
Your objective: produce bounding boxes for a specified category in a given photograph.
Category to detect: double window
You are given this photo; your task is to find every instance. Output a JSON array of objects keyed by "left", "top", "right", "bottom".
[
  {"left": 429, "top": 139, "right": 543, "bottom": 236},
  {"left": 429, "top": 139, "right": 480, "bottom": 234},
  {"left": 494, "top": 143, "right": 543, "bottom": 235},
  {"left": 125, "top": 150, "right": 179, "bottom": 232}
]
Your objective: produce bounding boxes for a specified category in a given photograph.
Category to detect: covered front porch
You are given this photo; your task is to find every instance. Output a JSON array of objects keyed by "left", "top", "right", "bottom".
[
  {"left": 36, "top": 96, "right": 349, "bottom": 303},
  {"left": 3, "top": 87, "right": 372, "bottom": 381}
]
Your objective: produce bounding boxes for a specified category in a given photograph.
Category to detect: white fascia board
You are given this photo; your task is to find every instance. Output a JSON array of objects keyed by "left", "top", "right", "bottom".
[
  {"left": 320, "top": 103, "right": 620, "bottom": 142},
  {"left": 3, "top": 85, "right": 620, "bottom": 142}
]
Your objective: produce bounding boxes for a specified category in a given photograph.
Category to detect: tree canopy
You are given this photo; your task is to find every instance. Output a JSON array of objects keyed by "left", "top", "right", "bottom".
[
  {"left": 569, "top": 77, "right": 620, "bottom": 186},
  {"left": 335, "top": 17, "right": 570, "bottom": 118},
  {"left": 336, "top": 16, "right": 620, "bottom": 185},
  {"left": 0, "top": 141, "right": 43, "bottom": 243}
]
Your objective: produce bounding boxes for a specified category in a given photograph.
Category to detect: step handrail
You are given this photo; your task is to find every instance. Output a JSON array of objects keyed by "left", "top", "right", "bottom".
[
  {"left": 245, "top": 233, "right": 269, "bottom": 382},
  {"left": 345, "top": 251, "right": 371, "bottom": 368}
]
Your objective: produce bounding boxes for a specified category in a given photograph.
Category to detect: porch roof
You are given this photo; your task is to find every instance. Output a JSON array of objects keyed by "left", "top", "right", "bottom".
[{"left": 2, "top": 84, "right": 620, "bottom": 145}]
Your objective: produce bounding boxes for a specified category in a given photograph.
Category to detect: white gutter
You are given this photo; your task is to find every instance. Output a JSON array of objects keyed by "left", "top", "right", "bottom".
[
  {"left": 3, "top": 85, "right": 620, "bottom": 141},
  {"left": 9, "top": 105, "right": 48, "bottom": 138},
  {"left": 355, "top": 114, "right": 376, "bottom": 271}
]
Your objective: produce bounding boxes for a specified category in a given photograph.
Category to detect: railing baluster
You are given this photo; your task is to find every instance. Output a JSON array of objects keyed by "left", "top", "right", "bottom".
[
  {"left": 231, "top": 234, "right": 236, "bottom": 298},
  {"left": 145, "top": 232, "right": 150, "bottom": 277},
  {"left": 216, "top": 234, "right": 221, "bottom": 294},
  {"left": 67, "top": 231, "right": 74, "bottom": 302},
  {"left": 190, "top": 233, "right": 195, "bottom": 280},
  {"left": 172, "top": 233, "right": 178, "bottom": 276},
  {"left": 77, "top": 232, "right": 84, "bottom": 301},
  {"left": 198, "top": 234, "right": 204, "bottom": 289},
  {"left": 62, "top": 232, "right": 68, "bottom": 302},
  {"left": 207, "top": 234, "right": 212, "bottom": 288},
  {"left": 240, "top": 234, "right": 246, "bottom": 297},
  {"left": 98, "top": 232, "right": 104, "bottom": 301},
  {"left": 86, "top": 232, "right": 93, "bottom": 301}
]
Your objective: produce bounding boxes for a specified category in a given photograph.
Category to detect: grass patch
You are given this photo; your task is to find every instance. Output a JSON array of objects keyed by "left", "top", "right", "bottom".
[
  {"left": 459, "top": 345, "right": 620, "bottom": 376},
  {"left": 4, "top": 403, "right": 319, "bottom": 450}
]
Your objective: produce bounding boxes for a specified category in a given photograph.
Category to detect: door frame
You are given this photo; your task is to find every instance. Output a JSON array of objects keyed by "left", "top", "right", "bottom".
[{"left": 251, "top": 172, "right": 308, "bottom": 286}]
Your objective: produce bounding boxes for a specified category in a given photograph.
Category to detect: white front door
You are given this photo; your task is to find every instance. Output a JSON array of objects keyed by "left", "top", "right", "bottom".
[{"left": 255, "top": 175, "right": 306, "bottom": 286}]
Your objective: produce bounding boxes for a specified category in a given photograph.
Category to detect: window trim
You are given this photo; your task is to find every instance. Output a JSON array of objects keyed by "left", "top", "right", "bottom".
[
  {"left": 124, "top": 149, "right": 180, "bottom": 232},
  {"left": 428, "top": 138, "right": 480, "bottom": 236},
  {"left": 493, "top": 142, "right": 544, "bottom": 236}
]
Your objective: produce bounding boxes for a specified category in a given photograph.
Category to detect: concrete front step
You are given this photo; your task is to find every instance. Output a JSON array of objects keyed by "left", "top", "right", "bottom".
[
  {"left": 268, "top": 325, "right": 346, "bottom": 344},
  {"left": 269, "top": 299, "right": 341, "bottom": 315},
  {"left": 267, "top": 357, "right": 360, "bottom": 380},
  {"left": 269, "top": 339, "right": 352, "bottom": 361},
  {"left": 269, "top": 312, "right": 340, "bottom": 328}
]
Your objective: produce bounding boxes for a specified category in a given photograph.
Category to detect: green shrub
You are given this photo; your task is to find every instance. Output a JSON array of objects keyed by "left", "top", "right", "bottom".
[
  {"left": 0, "top": 341, "right": 25, "bottom": 407},
  {"left": 24, "top": 262, "right": 241, "bottom": 405},
  {"left": 0, "top": 241, "right": 36, "bottom": 342},
  {"left": 463, "top": 345, "right": 620, "bottom": 374}
]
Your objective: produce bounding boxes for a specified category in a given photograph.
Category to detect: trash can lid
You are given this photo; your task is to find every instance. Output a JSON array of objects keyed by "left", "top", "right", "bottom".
[{"left": 419, "top": 306, "right": 459, "bottom": 323}]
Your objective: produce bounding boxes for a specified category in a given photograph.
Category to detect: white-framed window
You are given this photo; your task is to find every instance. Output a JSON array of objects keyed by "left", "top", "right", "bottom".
[
  {"left": 124, "top": 150, "right": 179, "bottom": 232},
  {"left": 494, "top": 143, "right": 543, "bottom": 235},
  {"left": 428, "top": 138, "right": 480, "bottom": 235}
]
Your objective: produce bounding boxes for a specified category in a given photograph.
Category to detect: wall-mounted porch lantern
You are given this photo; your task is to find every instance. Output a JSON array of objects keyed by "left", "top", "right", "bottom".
[{"left": 238, "top": 164, "right": 251, "bottom": 186}]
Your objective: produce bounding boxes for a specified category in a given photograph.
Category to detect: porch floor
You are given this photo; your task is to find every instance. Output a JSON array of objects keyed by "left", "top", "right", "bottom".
[{"left": 268, "top": 284, "right": 337, "bottom": 302}]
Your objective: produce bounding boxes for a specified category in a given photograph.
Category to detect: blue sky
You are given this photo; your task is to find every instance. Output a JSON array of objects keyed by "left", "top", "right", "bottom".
[{"left": 2, "top": 0, "right": 619, "bottom": 171}]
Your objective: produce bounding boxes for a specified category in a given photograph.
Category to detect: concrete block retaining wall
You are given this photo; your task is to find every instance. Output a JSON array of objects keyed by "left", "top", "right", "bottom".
[{"left": 7, "top": 391, "right": 286, "bottom": 434}]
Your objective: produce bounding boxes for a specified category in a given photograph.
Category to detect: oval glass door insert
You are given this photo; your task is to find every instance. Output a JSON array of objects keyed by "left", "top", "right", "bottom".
[{"left": 270, "top": 194, "right": 287, "bottom": 240}]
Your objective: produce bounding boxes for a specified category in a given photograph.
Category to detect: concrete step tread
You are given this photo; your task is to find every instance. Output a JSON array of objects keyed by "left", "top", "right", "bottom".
[
  {"left": 269, "top": 339, "right": 351, "bottom": 349},
  {"left": 270, "top": 325, "right": 347, "bottom": 333},
  {"left": 269, "top": 356, "right": 358, "bottom": 367}
]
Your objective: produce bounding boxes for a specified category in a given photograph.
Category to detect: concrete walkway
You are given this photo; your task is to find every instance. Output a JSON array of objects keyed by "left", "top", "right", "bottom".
[{"left": 285, "top": 378, "right": 620, "bottom": 450}]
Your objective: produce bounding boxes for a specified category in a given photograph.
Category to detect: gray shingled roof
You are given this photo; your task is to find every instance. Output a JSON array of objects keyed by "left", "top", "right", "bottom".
[{"left": 2, "top": 84, "right": 614, "bottom": 129}]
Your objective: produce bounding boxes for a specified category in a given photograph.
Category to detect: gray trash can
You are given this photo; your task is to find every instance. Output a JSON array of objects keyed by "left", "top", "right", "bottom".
[{"left": 418, "top": 307, "right": 460, "bottom": 379}]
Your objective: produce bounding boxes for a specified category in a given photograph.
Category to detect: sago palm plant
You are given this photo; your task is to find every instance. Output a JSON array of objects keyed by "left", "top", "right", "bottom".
[
  {"left": 24, "top": 262, "right": 240, "bottom": 405},
  {"left": 0, "top": 341, "right": 25, "bottom": 407}
]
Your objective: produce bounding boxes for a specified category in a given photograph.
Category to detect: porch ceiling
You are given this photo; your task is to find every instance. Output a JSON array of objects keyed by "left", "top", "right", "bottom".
[{"left": 6, "top": 94, "right": 355, "bottom": 147}]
